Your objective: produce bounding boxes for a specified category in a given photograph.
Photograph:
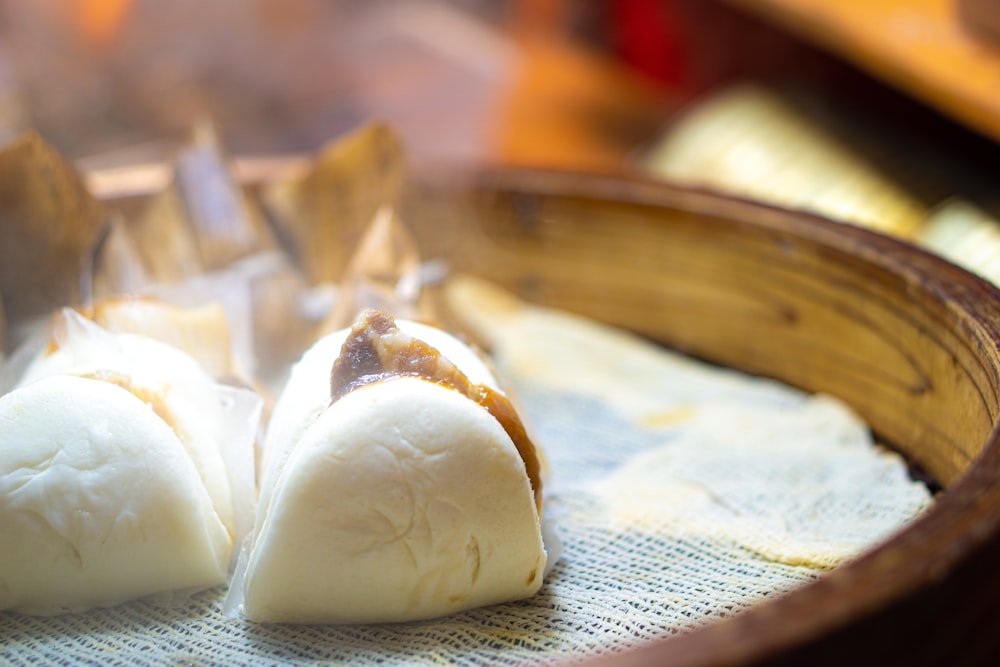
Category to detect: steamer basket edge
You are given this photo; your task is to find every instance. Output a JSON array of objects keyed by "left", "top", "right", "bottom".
[{"left": 399, "top": 168, "right": 1000, "bottom": 667}]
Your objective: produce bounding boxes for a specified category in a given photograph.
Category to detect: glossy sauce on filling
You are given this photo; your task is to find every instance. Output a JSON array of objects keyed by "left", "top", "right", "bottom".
[{"left": 330, "top": 309, "right": 543, "bottom": 511}]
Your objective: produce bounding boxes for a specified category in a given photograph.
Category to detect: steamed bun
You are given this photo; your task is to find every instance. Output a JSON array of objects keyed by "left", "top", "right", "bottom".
[
  {"left": 0, "top": 376, "right": 231, "bottom": 614},
  {"left": 235, "top": 311, "right": 546, "bottom": 623},
  {"left": 0, "top": 309, "right": 258, "bottom": 614}
]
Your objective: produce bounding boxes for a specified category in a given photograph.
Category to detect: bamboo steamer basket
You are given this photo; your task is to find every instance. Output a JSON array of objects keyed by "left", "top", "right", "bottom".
[
  {"left": 82, "top": 163, "right": 999, "bottom": 665},
  {"left": 388, "top": 168, "right": 1000, "bottom": 666}
]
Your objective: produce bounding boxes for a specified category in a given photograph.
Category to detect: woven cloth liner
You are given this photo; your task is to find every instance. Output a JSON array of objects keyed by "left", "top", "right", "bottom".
[{"left": 1, "top": 282, "right": 931, "bottom": 665}]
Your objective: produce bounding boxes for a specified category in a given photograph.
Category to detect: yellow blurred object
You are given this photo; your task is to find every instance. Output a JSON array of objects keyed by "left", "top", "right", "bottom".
[
  {"left": 920, "top": 199, "right": 1000, "bottom": 286},
  {"left": 643, "top": 85, "right": 926, "bottom": 238},
  {"left": 644, "top": 83, "right": 1000, "bottom": 288}
]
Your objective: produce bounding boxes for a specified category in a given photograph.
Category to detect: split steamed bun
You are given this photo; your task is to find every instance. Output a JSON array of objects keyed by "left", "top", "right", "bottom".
[
  {"left": 0, "top": 309, "right": 258, "bottom": 614},
  {"left": 17, "top": 310, "right": 243, "bottom": 540},
  {"left": 236, "top": 310, "right": 546, "bottom": 624},
  {"left": 0, "top": 376, "right": 231, "bottom": 614}
]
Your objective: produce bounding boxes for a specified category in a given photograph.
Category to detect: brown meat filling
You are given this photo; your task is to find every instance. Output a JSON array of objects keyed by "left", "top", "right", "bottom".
[{"left": 330, "top": 309, "right": 543, "bottom": 511}]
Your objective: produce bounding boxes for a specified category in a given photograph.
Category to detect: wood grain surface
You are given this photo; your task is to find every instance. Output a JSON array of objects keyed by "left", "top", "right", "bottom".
[
  {"left": 395, "top": 169, "right": 1000, "bottom": 666},
  {"left": 721, "top": 0, "right": 1000, "bottom": 145}
]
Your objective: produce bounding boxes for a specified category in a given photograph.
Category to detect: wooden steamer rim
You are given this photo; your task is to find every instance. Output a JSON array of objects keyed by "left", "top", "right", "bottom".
[
  {"left": 402, "top": 168, "right": 1000, "bottom": 666},
  {"left": 90, "top": 163, "right": 999, "bottom": 664}
]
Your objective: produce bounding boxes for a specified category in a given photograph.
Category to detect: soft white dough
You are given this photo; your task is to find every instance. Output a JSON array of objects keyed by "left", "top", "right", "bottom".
[
  {"left": 18, "top": 324, "right": 236, "bottom": 540},
  {"left": 243, "top": 376, "right": 545, "bottom": 624},
  {"left": 257, "top": 320, "right": 502, "bottom": 526},
  {"left": 0, "top": 376, "right": 230, "bottom": 614}
]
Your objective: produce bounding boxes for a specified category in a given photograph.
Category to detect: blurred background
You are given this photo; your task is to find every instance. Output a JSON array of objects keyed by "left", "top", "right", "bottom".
[
  {"left": 0, "top": 0, "right": 685, "bottom": 166},
  {"left": 0, "top": 0, "right": 993, "bottom": 161},
  {"left": 0, "top": 0, "right": 999, "bottom": 274}
]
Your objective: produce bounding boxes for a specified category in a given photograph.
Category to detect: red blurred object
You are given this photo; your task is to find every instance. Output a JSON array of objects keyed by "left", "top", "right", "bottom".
[{"left": 610, "top": 0, "right": 686, "bottom": 87}]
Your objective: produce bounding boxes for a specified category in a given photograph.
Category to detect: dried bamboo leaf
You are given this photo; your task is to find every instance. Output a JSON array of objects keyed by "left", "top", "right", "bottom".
[
  {"left": 90, "top": 215, "right": 151, "bottom": 301},
  {"left": 173, "top": 122, "right": 277, "bottom": 270},
  {"left": 262, "top": 121, "right": 407, "bottom": 285},
  {"left": 0, "top": 131, "right": 107, "bottom": 346},
  {"left": 128, "top": 178, "right": 204, "bottom": 283},
  {"left": 89, "top": 296, "right": 236, "bottom": 379},
  {"left": 128, "top": 122, "right": 276, "bottom": 283},
  {"left": 252, "top": 266, "right": 322, "bottom": 388},
  {"left": 0, "top": 294, "right": 5, "bottom": 359},
  {"left": 321, "top": 206, "right": 426, "bottom": 333}
]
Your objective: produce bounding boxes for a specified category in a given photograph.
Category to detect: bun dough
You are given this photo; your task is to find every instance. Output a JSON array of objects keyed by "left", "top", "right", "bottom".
[
  {"left": 242, "top": 319, "right": 545, "bottom": 623},
  {"left": 257, "top": 319, "right": 502, "bottom": 520},
  {"left": 0, "top": 376, "right": 230, "bottom": 614},
  {"left": 18, "top": 321, "right": 237, "bottom": 540}
]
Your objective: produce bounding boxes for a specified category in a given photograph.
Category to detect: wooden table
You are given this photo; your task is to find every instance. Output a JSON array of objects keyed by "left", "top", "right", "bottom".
[{"left": 724, "top": 0, "right": 1000, "bottom": 144}]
